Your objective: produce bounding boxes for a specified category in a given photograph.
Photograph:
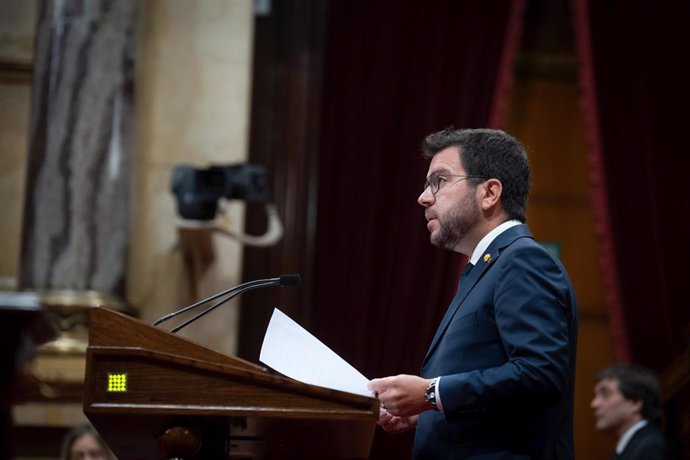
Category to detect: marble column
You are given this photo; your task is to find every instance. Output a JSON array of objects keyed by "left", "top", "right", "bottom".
[
  {"left": 18, "top": 0, "right": 137, "bottom": 356},
  {"left": 20, "top": 0, "right": 136, "bottom": 298}
]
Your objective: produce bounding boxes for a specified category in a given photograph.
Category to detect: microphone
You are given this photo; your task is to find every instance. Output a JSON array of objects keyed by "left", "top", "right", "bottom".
[{"left": 153, "top": 273, "right": 301, "bottom": 333}]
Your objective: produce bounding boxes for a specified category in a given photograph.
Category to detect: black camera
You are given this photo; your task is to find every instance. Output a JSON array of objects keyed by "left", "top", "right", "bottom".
[{"left": 171, "top": 164, "right": 271, "bottom": 221}]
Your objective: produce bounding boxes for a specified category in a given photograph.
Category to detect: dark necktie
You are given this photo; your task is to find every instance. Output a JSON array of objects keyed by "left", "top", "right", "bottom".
[
  {"left": 423, "top": 260, "right": 476, "bottom": 361},
  {"left": 454, "top": 262, "right": 475, "bottom": 299},
  {"left": 461, "top": 262, "right": 474, "bottom": 279}
]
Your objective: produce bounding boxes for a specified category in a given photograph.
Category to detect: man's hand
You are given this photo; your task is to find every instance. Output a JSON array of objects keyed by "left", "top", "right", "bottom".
[
  {"left": 377, "top": 412, "right": 419, "bottom": 434},
  {"left": 368, "top": 374, "right": 432, "bottom": 417}
]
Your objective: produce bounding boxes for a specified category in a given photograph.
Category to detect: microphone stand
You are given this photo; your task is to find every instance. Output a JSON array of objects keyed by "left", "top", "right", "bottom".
[
  {"left": 153, "top": 274, "right": 300, "bottom": 333},
  {"left": 169, "top": 279, "right": 278, "bottom": 333}
]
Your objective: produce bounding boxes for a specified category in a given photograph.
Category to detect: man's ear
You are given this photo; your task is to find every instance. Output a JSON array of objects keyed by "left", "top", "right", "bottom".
[
  {"left": 479, "top": 178, "right": 502, "bottom": 211},
  {"left": 630, "top": 399, "right": 644, "bottom": 416}
]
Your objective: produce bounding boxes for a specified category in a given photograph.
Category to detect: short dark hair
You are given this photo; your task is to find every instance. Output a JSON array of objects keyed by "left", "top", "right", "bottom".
[
  {"left": 596, "top": 364, "right": 662, "bottom": 423},
  {"left": 421, "top": 127, "right": 531, "bottom": 222}
]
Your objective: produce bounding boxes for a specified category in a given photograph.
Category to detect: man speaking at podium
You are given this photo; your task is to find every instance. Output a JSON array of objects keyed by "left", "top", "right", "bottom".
[{"left": 368, "top": 128, "right": 578, "bottom": 459}]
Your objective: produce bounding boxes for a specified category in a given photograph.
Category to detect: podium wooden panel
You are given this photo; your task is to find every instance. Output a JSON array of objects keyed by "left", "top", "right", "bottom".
[{"left": 84, "top": 307, "right": 378, "bottom": 459}]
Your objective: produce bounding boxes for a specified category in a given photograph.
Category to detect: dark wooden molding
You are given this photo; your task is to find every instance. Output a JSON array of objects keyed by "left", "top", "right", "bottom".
[{"left": 0, "top": 59, "right": 33, "bottom": 84}]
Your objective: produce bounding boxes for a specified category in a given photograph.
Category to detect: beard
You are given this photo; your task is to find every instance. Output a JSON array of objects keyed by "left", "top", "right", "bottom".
[{"left": 430, "top": 190, "right": 480, "bottom": 251}]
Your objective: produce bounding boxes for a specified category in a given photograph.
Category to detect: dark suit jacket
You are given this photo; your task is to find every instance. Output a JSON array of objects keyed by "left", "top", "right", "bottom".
[
  {"left": 617, "top": 423, "right": 668, "bottom": 460},
  {"left": 413, "top": 225, "right": 578, "bottom": 460}
]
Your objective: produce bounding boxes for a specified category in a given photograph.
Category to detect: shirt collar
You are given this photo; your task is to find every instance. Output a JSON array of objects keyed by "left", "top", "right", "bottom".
[
  {"left": 616, "top": 420, "right": 648, "bottom": 454},
  {"left": 469, "top": 220, "right": 521, "bottom": 265}
]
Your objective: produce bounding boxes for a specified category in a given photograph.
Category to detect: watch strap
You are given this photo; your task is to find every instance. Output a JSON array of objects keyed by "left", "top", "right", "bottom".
[{"left": 425, "top": 377, "right": 439, "bottom": 411}]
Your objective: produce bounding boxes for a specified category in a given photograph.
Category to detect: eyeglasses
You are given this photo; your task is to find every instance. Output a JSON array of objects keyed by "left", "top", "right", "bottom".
[{"left": 423, "top": 172, "right": 488, "bottom": 196}]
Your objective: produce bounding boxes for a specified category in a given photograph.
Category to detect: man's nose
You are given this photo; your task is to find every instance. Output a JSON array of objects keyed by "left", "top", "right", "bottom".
[{"left": 418, "top": 188, "right": 434, "bottom": 207}]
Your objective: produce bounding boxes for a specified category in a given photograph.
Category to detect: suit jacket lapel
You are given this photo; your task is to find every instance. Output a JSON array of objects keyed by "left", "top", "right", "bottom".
[
  {"left": 422, "top": 225, "right": 533, "bottom": 366},
  {"left": 422, "top": 259, "right": 485, "bottom": 364}
]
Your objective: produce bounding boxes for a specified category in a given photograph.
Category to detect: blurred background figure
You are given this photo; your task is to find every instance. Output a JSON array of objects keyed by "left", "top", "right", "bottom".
[
  {"left": 60, "top": 423, "right": 114, "bottom": 460},
  {"left": 591, "top": 364, "right": 673, "bottom": 460}
]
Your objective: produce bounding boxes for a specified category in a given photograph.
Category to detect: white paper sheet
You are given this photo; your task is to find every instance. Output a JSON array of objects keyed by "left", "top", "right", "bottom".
[{"left": 259, "top": 308, "right": 372, "bottom": 397}]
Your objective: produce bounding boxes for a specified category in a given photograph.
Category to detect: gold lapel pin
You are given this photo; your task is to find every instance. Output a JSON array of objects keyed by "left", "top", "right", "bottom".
[{"left": 483, "top": 253, "right": 491, "bottom": 263}]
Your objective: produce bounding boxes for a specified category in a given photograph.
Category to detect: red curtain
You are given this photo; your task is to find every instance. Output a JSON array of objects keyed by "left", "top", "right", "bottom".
[
  {"left": 310, "top": 1, "right": 524, "bottom": 457},
  {"left": 574, "top": 0, "right": 690, "bottom": 369}
]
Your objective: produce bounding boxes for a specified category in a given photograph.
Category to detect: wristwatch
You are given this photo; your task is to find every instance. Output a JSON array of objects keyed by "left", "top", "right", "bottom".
[{"left": 425, "top": 378, "right": 439, "bottom": 410}]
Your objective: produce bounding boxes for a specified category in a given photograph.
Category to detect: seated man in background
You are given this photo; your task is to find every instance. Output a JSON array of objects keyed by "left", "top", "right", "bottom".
[{"left": 591, "top": 364, "right": 672, "bottom": 460}]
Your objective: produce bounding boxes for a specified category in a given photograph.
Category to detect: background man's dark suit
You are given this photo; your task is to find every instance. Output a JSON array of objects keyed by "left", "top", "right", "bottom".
[
  {"left": 616, "top": 423, "right": 668, "bottom": 460},
  {"left": 414, "top": 224, "right": 578, "bottom": 459}
]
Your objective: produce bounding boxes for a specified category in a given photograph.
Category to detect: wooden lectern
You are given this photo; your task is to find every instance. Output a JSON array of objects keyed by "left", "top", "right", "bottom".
[{"left": 84, "top": 307, "right": 379, "bottom": 459}]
